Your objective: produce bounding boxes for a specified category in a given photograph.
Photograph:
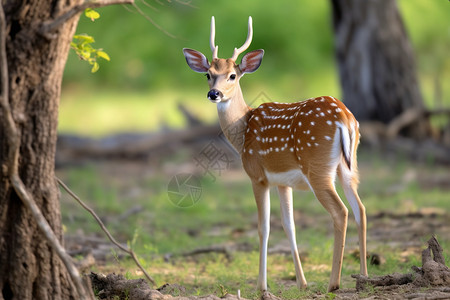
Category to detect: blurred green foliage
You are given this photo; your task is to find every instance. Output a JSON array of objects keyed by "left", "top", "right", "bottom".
[{"left": 60, "top": 0, "right": 449, "bottom": 134}]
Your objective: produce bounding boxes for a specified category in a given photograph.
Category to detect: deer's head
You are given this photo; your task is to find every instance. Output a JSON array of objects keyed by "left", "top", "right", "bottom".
[{"left": 183, "top": 17, "right": 264, "bottom": 103}]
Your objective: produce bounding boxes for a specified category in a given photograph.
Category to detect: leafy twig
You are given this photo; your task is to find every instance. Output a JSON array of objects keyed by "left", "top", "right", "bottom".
[
  {"left": 71, "top": 34, "right": 110, "bottom": 73},
  {"left": 57, "top": 178, "right": 157, "bottom": 286}
]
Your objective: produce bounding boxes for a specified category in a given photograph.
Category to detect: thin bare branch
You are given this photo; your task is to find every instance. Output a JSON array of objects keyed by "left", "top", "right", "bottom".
[
  {"left": 39, "top": 0, "right": 134, "bottom": 35},
  {"left": 140, "top": 0, "right": 159, "bottom": 11},
  {"left": 12, "top": 176, "right": 95, "bottom": 299},
  {"left": 1, "top": 6, "right": 93, "bottom": 299},
  {"left": 57, "top": 178, "right": 157, "bottom": 286},
  {"left": 131, "top": 2, "right": 177, "bottom": 38},
  {"left": 1, "top": 5, "right": 95, "bottom": 299},
  {"left": 174, "top": 0, "right": 197, "bottom": 9}
]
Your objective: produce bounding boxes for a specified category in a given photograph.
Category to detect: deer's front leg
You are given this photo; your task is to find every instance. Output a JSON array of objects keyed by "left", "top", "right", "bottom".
[
  {"left": 277, "top": 185, "right": 307, "bottom": 290},
  {"left": 252, "top": 181, "right": 270, "bottom": 292}
]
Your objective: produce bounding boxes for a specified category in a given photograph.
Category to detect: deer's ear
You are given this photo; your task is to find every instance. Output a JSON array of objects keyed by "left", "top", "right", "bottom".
[
  {"left": 183, "top": 48, "right": 210, "bottom": 73},
  {"left": 239, "top": 49, "right": 264, "bottom": 74}
]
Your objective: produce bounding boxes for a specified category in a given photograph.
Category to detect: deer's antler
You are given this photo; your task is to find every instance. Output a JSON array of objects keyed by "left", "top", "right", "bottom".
[
  {"left": 210, "top": 16, "right": 218, "bottom": 59},
  {"left": 231, "top": 16, "right": 253, "bottom": 61}
]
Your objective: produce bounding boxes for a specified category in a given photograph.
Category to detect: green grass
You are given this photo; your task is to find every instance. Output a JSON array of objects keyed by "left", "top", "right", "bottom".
[{"left": 59, "top": 149, "right": 450, "bottom": 299}]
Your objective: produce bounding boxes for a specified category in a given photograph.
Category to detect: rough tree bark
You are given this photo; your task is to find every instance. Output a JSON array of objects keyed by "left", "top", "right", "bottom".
[
  {"left": 330, "top": 0, "right": 429, "bottom": 137},
  {"left": 0, "top": 0, "right": 130, "bottom": 299}
]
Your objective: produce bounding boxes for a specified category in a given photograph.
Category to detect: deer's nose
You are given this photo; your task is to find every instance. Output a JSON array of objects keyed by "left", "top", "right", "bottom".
[{"left": 207, "top": 89, "right": 223, "bottom": 101}]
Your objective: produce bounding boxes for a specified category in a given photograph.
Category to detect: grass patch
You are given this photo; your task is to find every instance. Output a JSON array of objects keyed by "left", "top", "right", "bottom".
[{"left": 59, "top": 150, "right": 450, "bottom": 299}]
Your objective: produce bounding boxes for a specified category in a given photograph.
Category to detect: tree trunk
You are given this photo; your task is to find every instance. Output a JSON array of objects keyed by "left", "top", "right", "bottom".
[
  {"left": 0, "top": 0, "right": 83, "bottom": 299},
  {"left": 330, "top": 0, "right": 429, "bottom": 137}
]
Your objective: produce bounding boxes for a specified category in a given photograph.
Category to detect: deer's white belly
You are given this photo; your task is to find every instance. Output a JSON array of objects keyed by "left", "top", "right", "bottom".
[{"left": 265, "top": 169, "right": 311, "bottom": 190}]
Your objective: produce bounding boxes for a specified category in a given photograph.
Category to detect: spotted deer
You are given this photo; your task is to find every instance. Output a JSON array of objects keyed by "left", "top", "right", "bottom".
[{"left": 182, "top": 16, "right": 367, "bottom": 292}]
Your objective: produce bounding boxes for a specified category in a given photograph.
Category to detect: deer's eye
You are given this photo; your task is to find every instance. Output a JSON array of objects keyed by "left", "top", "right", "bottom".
[
  {"left": 229, "top": 74, "right": 236, "bottom": 80},
  {"left": 205, "top": 73, "right": 211, "bottom": 80}
]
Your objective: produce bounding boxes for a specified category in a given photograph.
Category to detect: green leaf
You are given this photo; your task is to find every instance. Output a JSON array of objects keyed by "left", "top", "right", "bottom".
[
  {"left": 80, "top": 50, "right": 91, "bottom": 60},
  {"left": 91, "top": 62, "right": 100, "bottom": 73},
  {"left": 73, "top": 34, "right": 95, "bottom": 44},
  {"left": 96, "top": 50, "right": 110, "bottom": 61},
  {"left": 84, "top": 8, "right": 100, "bottom": 21}
]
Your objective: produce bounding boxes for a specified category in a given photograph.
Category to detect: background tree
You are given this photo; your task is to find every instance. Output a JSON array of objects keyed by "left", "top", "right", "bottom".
[
  {"left": 330, "top": 0, "right": 429, "bottom": 137},
  {"left": 0, "top": 0, "right": 130, "bottom": 299}
]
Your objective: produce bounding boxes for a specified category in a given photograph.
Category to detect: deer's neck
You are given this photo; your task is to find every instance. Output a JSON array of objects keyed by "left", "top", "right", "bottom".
[{"left": 216, "top": 85, "right": 251, "bottom": 155}]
